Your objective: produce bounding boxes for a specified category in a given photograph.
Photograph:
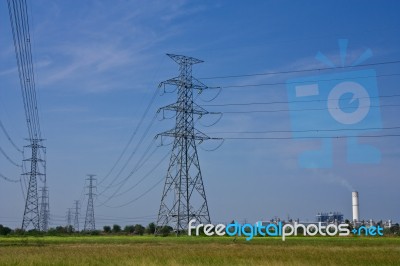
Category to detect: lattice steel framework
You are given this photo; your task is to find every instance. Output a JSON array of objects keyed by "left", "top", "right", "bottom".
[
  {"left": 39, "top": 185, "right": 49, "bottom": 231},
  {"left": 155, "top": 54, "right": 212, "bottom": 234},
  {"left": 22, "top": 139, "right": 45, "bottom": 230},
  {"left": 7, "top": 0, "right": 47, "bottom": 231},
  {"left": 66, "top": 208, "right": 72, "bottom": 227},
  {"left": 73, "top": 200, "right": 80, "bottom": 232},
  {"left": 84, "top": 175, "right": 96, "bottom": 231}
]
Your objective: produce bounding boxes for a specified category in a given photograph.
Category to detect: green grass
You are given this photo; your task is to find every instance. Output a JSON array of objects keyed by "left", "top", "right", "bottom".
[{"left": 0, "top": 235, "right": 399, "bottom": 265}]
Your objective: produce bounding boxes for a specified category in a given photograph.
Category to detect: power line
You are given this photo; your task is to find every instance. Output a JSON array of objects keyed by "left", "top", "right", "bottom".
[
  {"left": 221, "top": 134, "right": 400, "bottom": 140},
  {"left": 200, "top": 60, "right": 400, "bottom": 80},
  {"left": 111, "top": 150, "right": 171, "bottom": 199},
  {"left": 0, "top": 119, "right": 22, "bottom": 153},
  {"left": 218, "top": 104, "right": 399, "bottom": 115},
  {"left": 202, "top": 94, "right": 400, "bottom": 107},
  {"left": 207, "top": 126, "right": 400, "bottom": 135},
  {"left": 103, "top": 176, "right": 165, "bottom": 208},
  {"left": 98, "top": 86, "right": 161, "bottom": 186},
  {"left": 0, "top": 172, "right": 20, "bottom": 183},
  {"left": 96, "top": 136, "right": 159, "bottom": 206},
  {"left": 97, "top": 113, "right": 159, "bottom": 198},
  {"left": 212, "top": 73, "right": 400, "bottom": 89},
  {"left": 0, "top": 145, "right": 21, "bottom": 167}
]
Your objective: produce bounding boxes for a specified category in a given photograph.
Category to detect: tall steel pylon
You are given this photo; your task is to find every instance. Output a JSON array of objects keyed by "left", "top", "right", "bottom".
[
  {"left": 73, "top": 200, "right": 80, "bottom": 232},
  {"left": 39, "top": 185, "right": 49, "bottom": 231},
  {"left": 155, "top": 54, "right": 212, "bottom": 234},
  {"left": 22, "top": 139, "right": 46, "bottom": 230},
  {"left": 7, "top": 0, "right": 47, "bottom": 231},
  {"left": 84, "top": 175, "right": 96, "bottom": 231}
]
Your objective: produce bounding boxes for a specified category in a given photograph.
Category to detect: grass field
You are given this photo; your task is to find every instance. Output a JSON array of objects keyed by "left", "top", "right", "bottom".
[{"left": 0, "top": 235, "right": 399, "bottom": 265}]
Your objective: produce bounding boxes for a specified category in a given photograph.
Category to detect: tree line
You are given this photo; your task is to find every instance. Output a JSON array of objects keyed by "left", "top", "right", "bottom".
[{"left": 0, "top": 222, "right": 174, "bottom": 236}]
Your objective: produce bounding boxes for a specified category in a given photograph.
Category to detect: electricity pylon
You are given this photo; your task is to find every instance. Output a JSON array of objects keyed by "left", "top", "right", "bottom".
[
  {"left": 66, "top": 208, "right": 72, "bottom": 227},
  {"left": 155, "top": 54, "right": 213, "bottom": 235},
  {"left": 73, "top": 200, "right": 80, "bottom": 232},
  {"left": 84, "top": 175, "right": 96, "bottom": 231},
  {"left": 7, "top": 0, "right": 47, "bottom": 232},
  {"left": 39, "top": 185, "right": 49, "bottom": 231},
  {"left": 22, "top": 140, "right": 46, "bottom": 230}
]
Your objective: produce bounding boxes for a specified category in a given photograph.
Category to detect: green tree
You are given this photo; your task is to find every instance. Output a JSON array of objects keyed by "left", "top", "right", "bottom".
[
  {"left": 0, "top": 225, "right": 12, "bottom": 235},
  {"left": 160, "top": 226, "right": 172, "bottom": 237},
  {"left": 66, "top": 225, "right": 74, "bottom": 234},
  {"left": 146, "top": 222, "right": 156, "bottom": 235},
  {"left": 124, "top": 225, "right": 134, "bottom": 234},
  {"left": 103, "top": 225, "right": 111, "bottom": 233},
  {"left": 112, "top": 224, "right": 121, "bottom": 233},
  {"left": 134, "top": 224, "right": 145, "bottom": 235}
]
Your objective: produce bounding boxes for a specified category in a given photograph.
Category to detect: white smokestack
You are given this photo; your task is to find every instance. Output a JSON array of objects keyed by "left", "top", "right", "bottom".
[{"left": 352, "top": 191, "right": 359, "bottom": 222}]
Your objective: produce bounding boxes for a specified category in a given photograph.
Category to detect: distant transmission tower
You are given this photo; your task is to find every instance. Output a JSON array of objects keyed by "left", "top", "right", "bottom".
[
  {"left": 155, "top": 54, "right": 213, "bottom": 234},
  {"left": 84, "top": 175, "right": 96, "bottom": 231},
  {"left": 73, "top": 200, "right": 80, "bottom": 232},
  {"left": 39, "top": 186, "right": 49, "bottom": 231},
  {"left": 66, "top": 208, "right": 72, "bottom": 227}
]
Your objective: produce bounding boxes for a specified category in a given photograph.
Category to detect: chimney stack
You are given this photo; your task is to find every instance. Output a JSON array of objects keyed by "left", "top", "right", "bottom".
[{"left": 352, "top": 191, "right": 359, "bottom": 222}]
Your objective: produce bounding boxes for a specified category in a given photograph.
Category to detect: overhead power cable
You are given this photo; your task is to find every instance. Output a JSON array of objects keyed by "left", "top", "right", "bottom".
[
  {"left": 112, "top": 150, "right": 171, "bottom": 198},
  {"left": 0, "top": 172, "right": 20, "bottom": 183},
  {"left": 200, "top": 60, "right": 400, "bottom": 80},
  {"left": 0, "top": 120, "right": 22, "bottom": 153},
  {"left": 98, "top": 86, "right": 161, "bottom": 186},
  {"left": 221, "top": 134, "right": 400, "bottom": 140},
  {"left": 0, "top": 145, "right": 21, "bottom": 167},
  {"left": 216, "top": 104, "right": 399, "bottom": 115},
  {"left": 97, "top": 113, "right": 159, "bottom": 197},
  {"left": 202, "top": 94, "right": 400, "bottom": 107},
  {"left": 210, "top": 73, "right": 400, "bottom": 89},
  {"left": 102, "top": 176, "right": 165, "bottom": 208},
  {"left": 97, "top": 135, "right": 159, "bottom": 206},
  {"left": 207, "top": 126, "right": 400, "bottom": 135}
]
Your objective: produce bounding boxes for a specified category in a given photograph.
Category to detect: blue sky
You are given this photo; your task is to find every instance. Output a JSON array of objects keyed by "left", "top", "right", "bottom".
[{"left": 0, "top": 0, "right": 399, "bottom": 229}]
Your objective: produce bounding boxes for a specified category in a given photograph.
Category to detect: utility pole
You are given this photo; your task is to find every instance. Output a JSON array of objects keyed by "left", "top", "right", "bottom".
[
  {"left": 155, "top": 54, "right": 214, "bottom": 235},
  {"left": 84, "top": 175, "right": 96, "bottom": 231},
  {"left": 73, "top": 200, "right": 80, "bottom": 232}
]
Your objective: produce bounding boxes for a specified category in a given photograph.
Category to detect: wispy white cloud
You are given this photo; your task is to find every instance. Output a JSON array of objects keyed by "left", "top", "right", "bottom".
[{"left": 32, "top": 0, "right": 204, "bottom": 93}]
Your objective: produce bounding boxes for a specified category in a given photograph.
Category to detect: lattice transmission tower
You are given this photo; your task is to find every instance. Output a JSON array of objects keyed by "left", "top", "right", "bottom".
[
  {"left": 22, "top": 140, "right": 46, "bottom": 230},
  {"left": 155, "top": 54, "right": 214, "bottom": 234},
  {"left": 39, "top": 185, "right": 49, "bottom": 231},
  {"left": 66, "top": 208, "right": 72, "bottom": 227},
  {"left": 73, "top": 200, "right": 80, "bottom": 232},
  {"left": 84, "top": 175, "right": 96, "bottom": 231},
  {"left": 7, "top": 0, "right": 48, "bottom": 231}
]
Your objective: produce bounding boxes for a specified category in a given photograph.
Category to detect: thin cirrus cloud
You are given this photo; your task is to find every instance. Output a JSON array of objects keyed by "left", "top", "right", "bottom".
[{"left": 32, "top": 0, "right": 203, "bottom": 93}]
